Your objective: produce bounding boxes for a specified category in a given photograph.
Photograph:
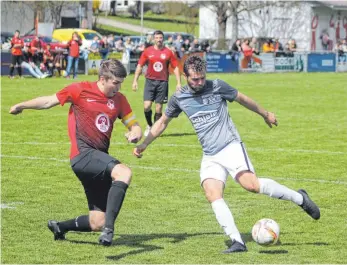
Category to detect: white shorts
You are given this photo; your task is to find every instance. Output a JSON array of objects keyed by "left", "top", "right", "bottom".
[{"left": 200, "top": 142, "right": 255, "bottom": 185}]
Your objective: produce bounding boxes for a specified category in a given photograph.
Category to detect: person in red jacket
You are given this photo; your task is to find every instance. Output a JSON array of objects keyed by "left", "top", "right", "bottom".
[
  {"left": 9, "top": 30, "right": 24, "bottom": 78},
  {"left": 65, "top": 32, "right": 82, "bottom": 79}
]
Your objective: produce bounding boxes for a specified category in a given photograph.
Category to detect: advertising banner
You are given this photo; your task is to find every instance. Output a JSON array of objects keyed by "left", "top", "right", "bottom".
[
  {"left": 307, "top": 53, "right": 336, "bottom": 72},
  {"left": 87, "top": 52, "right": 123, "bottom": 75},
  {"left": 205, "top": 52, "right": 239, "bottom": 73},
  {"left": 274, "top": 53, "right": 306, "bottom": 72},
  {"left": 336, "top": 53, "right": 347, "bottom": 72}
]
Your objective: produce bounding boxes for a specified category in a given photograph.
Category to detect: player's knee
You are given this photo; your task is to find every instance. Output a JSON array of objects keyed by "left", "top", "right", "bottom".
[
  {"left": 111, "top": 164, "right": 132, "bottom": 184},
  {"left": 237, "top": 171, "right": 260, "bottom": 193},
  {"left": 202, "top": 179, "right": 223, "bottom": 203},
  {"left": 89, "top": 216, "right": 105, "bottom": 231}
]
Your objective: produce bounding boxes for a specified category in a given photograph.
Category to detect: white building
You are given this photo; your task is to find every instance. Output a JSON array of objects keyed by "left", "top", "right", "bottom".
[{"left": 200, "top": 1, "right": 347, "bottom": 51}]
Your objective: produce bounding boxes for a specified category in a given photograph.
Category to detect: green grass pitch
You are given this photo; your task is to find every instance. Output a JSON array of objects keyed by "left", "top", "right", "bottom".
[{"left": 1, "top": 72, "right": 346, "bottom": 263}]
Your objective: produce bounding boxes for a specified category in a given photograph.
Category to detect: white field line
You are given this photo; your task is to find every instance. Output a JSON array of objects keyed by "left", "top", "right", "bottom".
[
  {"left": 1, "top": 154, "right": 347, "bottom": 186},
  {"left": 1, "top": 141, "right": 346, "bottom": 155}
]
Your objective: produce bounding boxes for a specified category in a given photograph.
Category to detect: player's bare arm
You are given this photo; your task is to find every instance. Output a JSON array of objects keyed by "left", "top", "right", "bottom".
[
  {"left": 173, "top": 66, "right": 182, "bottom": 91},
  {"left": 132, "top": 64, "right": 143, "bottom": 91},
  {"left": 234, "top": 92, "right": 278, "bottom": 128},
  {"left": 125, "top": 122, "right": 142, "bottom": 143},
  {"left": 133, "top": 114, "right": 172, "bottom": 158},
  {"left": 9, "top": 94, "right": 61, "bottom": 115}
]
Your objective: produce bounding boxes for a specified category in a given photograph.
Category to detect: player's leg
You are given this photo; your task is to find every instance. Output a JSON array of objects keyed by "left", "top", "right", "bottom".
[
  {"left": 65, "top": 55, "right": 73, "bottom": 77},
  {"left": 154, "top": 80, "right": 168, "bottom": 122},
  {"left": 143, "top": 79, "right": 155, "bottom": 136},
  {"left": 15, "top": 56, "right": 22, "bottom": 77},
  {"left": 225, "top": 142, "right": 320, "bottom": 220},
  {"left": 200, "top": 157, "right": 247, "bottom": 253},
  {"left": 9, "top": 55, "right": 16, "bottom": 78}
]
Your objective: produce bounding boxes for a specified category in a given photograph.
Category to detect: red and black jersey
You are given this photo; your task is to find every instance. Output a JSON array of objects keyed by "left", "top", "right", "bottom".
[
  {"left": 56, "top": 81, "right": 136, "bottom": 159},
  {"left": 11, "top": 37, "right": 24, "bottom": 56},
  {"left": 66, "top": 39, "right": 82, "bottom": 57},
  {"left": 138, "top": 46, "right": 178, "bottom": 81}
]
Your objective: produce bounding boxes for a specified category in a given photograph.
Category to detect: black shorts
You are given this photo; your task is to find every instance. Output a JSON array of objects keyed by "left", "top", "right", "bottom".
[
  {"left": 11, "top": 55, "right": 22, "bottom": 66},
  {"left": 144, "top": 78, "right": 168, "bottom": 104},
  {"left": 70, "top": 149, "right": 121, "bottom": 212}
]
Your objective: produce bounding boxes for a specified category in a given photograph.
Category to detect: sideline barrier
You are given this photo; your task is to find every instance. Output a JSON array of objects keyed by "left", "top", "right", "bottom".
[{"left": 1, "top": 50, "right": 346, "bottom": 76}]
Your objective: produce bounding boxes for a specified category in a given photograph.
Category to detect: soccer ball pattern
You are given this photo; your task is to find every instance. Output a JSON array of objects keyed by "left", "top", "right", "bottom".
[{"left": 252, "top": 218, "right": 280, "bottom": 245}]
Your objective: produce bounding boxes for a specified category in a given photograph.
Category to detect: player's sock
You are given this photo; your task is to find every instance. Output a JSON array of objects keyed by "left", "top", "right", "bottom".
[
  {"left": 104, "top": 181, "right": 128, "bottom": 231},
  {"left": 211, "top": 198, "right": 244, "bottom": 244},
  {"left": 154, "top": 112, "right": 162, "bottom": 122},
  {"left": 144, "top": 110, "right": 153, "bottom": 126},
  {"left": 17, "top": 67, "right": 22, "bottom": 77},
  {"left": 9, "top": 66, "right": 14, "bottom": 76},
  {"left": 258, "top": 178, "right": 303, "bottom": 205},
  {"left": 58, "top": 215, "right": 92, "bottom": 232}
]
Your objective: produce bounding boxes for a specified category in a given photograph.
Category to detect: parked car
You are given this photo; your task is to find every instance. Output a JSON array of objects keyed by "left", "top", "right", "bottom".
[
  {"left": 20, "top": 35, "right": 66, "bottom": 50},
  {"left": 52, "top": 28, "right": 103, "bottom": 50}
]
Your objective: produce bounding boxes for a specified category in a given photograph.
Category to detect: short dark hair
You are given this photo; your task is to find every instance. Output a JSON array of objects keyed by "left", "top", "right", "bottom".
[
  {"left": 183, "top": 55, "right": 206, "bottom": 76},
  {"left": 15, "top": 30, "right": 20, "bottom": 34},
  {"left": 153, "top": 30, "right": 164, "bottom": 37},
  {"left": 99, "top": 59, "right": 127, "bottom": 80}
]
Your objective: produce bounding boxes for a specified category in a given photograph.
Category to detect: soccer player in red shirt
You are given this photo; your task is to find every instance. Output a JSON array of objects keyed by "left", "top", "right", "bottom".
[
  {"left": 64, "top": 32, "right": 82, "bottom": 79},
  {"left": 9, "top": 59, "right": 142, "bottom": 246},
  {"left": 132, "top": 30, "right": 181, "bottom": 137},
  {"left": 9, "top": 30, "right": 24, "bottom": 79}
]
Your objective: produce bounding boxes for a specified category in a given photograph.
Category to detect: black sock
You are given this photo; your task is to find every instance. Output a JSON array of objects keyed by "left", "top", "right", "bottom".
[
  {"left": 104, "top": 181, "right": 128, "bottom": 231},
  {"left": 154, "top": 112, "right": 162, "bottom": 122},
  {"left": 144, "top": 110, "right": 153, "bottom": 126},
  {"left": 17, "top": 67, "right": 22, "bottom": 77},
  {"left": 9, "top": 66, "right": 14, "bottom": 76},
  {"left": 58, "top": 215, "right": 92, "bottom": 233}
]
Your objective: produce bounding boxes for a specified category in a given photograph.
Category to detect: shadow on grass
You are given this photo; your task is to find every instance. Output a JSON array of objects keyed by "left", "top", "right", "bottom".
[
  {"left": 259, "top": 250, "right": 289, "bottom": 254},
  {"left": 106, "top": 232, "right": 220, "bottom": 260},
  {"left": 281, "top": 241, "right": 329, "bottom": 246}
]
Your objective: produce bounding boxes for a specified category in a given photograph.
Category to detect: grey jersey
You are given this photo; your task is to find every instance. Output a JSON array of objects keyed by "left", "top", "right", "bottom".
[{"left": 165, "top": 79, "right": 241, "bottom": 155}]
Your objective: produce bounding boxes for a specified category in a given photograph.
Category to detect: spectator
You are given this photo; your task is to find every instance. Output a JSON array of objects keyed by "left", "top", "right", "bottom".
[
  {"left": 21, "top": 45, "right": 47, "bottom": 79},
  {"left": 201, "top": 40, "right": 211, "bottom": 53},
  {"left": 283, "top": 43, "right": 293, "bottom": 57},
  {"left": 174, "top": 34, "right": 183, "bottom": 58},
  {"left": 273, "top": 38, "right": 284, "bottom": 57},
  {"left": 249, "top": 37, "right": 260, "bottom": 55},
  {"left": 241, "top": 39, "right": 253, "bottom": 68},
  {"left": 88, "top": 36, "right": 101, "bottom": 54},
  {"left": 29, "top": 35, "right": 44, "bottom": 56},
  {"left": 144, "top": 34, "right": 153, "bottom": 48},
  {"left": 99, "top": 36, "right": 110, "bottom": 59},
  {"left": 52, "top": 50, "right": 66, "bottom": 77},
  {"left": 107, "top": 34, "right": 115, "bottom": 49},
  {"left": 320, "top": 32, "right": 330, "bottom": 51},
  {"left": 124, "top": 37, "right": 135, "bottom": 55},
  {"left": 64, "top": 32, "right": 82, "bottom": 79},
  {"left": 342, "top": 39, "right": 347, "bottom": 53},
  {"left": 230, "top": 39, "right": 242, "bottom": 61},
  {"left": 191, "top": 38, "right": 201, "bottom": 52},
  {"left": 288, "top": 39, "right": 297, "bottom": 52},
  {"left": 262, "top": 39, "right": 274, "bottom": 53},
  {"left": 164, "top": 36, "right": 174, "bottom": 49},
  {"left": 181, "top": 39, "right": 191, "bottom": 53},
  {"left": 43, "top": 44, "right": 54, "bottom": 75}
]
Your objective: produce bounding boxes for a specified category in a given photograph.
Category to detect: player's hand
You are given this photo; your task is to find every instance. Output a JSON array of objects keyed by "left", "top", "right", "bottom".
[
  {"left": 133, "top": 143, "right": 147, "bottom": 158},
  {"left": 132, "top": 81, "right": 138, "bottom": 92},
  {"left": 176, "top": 83, "right": 182, "bottom": 92},
  {"left": 9, "top": 104, "right": 23, "bottom": 115},
  {"left": 125, "top": 131, "right": 141, "bottom": 143},
  {"left": 264, "top": 111, "right": 278, "bottom": 128}
]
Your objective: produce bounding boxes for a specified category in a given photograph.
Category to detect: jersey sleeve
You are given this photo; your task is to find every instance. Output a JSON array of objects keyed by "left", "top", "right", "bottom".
[
  {"left": 213, "top": 79, "right": 238, "bottom": 102},
  {"left": 165, "top": 94, "right": 182, "bottom": 118},
  {"left": 137, "top": 49, "right": 148, "bottom": 66},
  {"left": 119, "top": 94, "right": 138, "bottom": 129},
  {"left": 56, "top": 83, "right": 83, "bottom": 106}
]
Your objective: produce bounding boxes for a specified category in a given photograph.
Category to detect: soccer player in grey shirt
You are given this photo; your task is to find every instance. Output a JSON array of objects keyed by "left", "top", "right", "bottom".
[{"left": 133, "top": 55, "right": 320, "bottom": 253}]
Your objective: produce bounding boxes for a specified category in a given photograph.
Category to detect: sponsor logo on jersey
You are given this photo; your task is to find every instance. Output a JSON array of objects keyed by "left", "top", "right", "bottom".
[
  {"left": 86, "top": 98, "right": 98, "bottom": 102},
  {"left": 107, "top": 99, "right": 115, "bottom": 110},
  {"left": 201, "top": 94, "right": 222, "bottom": 105},
  {"left": 190, "top": 110, "right": 218, "bottom": 126},
  {"left": 153, "top": 61, "right": 163, "bottom": 72},
  {"left": 95, "top": 113, "right": 110, "bottom": 132}
]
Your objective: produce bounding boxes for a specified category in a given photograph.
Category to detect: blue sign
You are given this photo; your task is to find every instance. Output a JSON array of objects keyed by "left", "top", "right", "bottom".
[
  {"left": 307, "top": 53, "right": 336, "bottom": 72},
  {"left": 205, "top": 52, "right": 239, "bottom": 73}
]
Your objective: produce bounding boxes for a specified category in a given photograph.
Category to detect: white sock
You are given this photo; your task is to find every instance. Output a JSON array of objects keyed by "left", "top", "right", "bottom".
[
  {"left": 211, "top": 198, "right": 244, "bottom": 244},
  {"left": 258, "top": 178, "right": 303, "bottom": 205}
]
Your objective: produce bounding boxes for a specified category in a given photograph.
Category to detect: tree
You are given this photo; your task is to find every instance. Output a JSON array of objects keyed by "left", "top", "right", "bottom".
[{"left": 199, "top": 1, "right": 275, "bottom": 49}]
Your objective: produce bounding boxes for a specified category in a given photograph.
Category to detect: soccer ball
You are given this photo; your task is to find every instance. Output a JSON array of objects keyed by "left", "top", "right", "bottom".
[{"left": 252, "top": 218, "right": 280, "bottom": 246}]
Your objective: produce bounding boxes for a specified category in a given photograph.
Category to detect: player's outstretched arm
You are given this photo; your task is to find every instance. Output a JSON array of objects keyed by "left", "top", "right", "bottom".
[
  {"left": 133, "top": 114, "right": 172, "bottom": 158},
  {"left": 235, "top": 92, "right": 278, "bottom": 128},
  {"left": 9, "top": 94, "right": 60, "bottom": 115}
]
